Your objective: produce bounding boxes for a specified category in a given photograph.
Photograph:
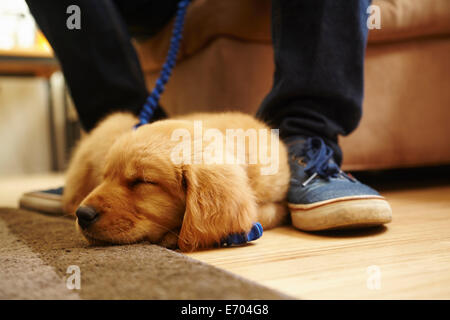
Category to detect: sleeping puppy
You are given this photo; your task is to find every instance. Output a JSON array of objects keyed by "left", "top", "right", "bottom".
[{"left": 62, "top": 112, "right": 290, "bottom": 251}]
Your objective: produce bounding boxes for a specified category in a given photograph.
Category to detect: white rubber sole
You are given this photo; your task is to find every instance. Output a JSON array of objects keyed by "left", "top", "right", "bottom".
[
  {"left": 19, "top": 192, "right": 64, "bottom": 215},
  {"left": 289, "top": 195, "right": 392, "bottom": 231}
]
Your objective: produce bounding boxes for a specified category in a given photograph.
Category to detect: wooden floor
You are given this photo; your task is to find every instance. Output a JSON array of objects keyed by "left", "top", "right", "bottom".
[
  {"left": 1, "top": 169, "right": 449, "bottom": 299},
  {"left": 187, "top": 170, "right": 450, "bottom": 300}
]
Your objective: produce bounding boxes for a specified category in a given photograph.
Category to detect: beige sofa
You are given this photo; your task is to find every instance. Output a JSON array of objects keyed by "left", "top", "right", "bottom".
[{"left": 134, "top": 0, "right": 450, "bottom": 170}]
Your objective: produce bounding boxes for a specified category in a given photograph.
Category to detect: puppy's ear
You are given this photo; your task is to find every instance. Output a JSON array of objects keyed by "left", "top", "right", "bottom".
[{"left": 178, "top": 164, "right": 257, "bottom": 252}]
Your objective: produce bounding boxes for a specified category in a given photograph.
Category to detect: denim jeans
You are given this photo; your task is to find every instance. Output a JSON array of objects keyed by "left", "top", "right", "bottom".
[
  {"left": 26, "top": 0, "right": 371, "bottom": 164},
  {"left": 25, "top": 0, "right": 178, "bottom": 131},
  {"left": 257, "top": 0, "right": 371, "bottom": 164}
]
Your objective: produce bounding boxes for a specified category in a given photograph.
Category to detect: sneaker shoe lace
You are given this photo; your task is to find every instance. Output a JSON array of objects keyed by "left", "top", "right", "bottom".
[{"left": 292, "top": 137, "right": 356, "bottom": 186}]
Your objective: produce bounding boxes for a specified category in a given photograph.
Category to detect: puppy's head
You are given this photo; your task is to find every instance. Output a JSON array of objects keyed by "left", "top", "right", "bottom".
[{"left": 76, "top": 120, "right": 256, "bottom": 251}]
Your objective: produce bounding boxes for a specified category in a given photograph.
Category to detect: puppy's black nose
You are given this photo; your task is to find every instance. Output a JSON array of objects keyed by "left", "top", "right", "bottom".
[{"left": 76, "top": 206, "right": 99, "bottom": 229}]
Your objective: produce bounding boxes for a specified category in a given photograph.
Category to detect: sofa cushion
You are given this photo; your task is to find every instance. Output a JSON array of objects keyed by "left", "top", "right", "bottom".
[
  {"left": 368, "top": 0, "right": 450, "bottom": 43},
  {"left": 142, "top": 35, "right": 450, "bottom": 170},
  {"left": 135, "top": 0, "right": 271, "bottom": 72},
  {"left": 135, "top": 0, "right": 450, "bottom": 72}
]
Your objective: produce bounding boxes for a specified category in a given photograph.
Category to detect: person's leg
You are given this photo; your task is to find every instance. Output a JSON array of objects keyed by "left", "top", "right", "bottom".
[
  {"left": 19, "top": 0, "right": 178, "bottom": 214},
  {"left": 257, "top": 0, "right": 370, "bottom": 165},
  {"left": 25, "top": 0, "right": 178, "bottom": 132},
  {"left": 257, "top": 0, "right": 392, "bottom": 231}
]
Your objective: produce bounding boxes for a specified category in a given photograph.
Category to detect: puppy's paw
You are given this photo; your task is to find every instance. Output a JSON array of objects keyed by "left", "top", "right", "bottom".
[{"left": 158, "top": 231, "right": 179, "bottom": 250}]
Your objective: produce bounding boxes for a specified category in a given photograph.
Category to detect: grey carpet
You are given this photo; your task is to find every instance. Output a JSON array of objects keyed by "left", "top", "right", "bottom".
[{"left": 0, "top": 208, "right": 292, "bottom": 300}]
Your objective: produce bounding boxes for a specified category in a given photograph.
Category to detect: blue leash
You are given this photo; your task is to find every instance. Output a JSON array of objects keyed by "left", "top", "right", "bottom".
[
  {"left": 135, "top": 0, "right": 263, "bottom": 246},
  {"left": 135, "top": 0, "right": 191, "bottom": 128}
]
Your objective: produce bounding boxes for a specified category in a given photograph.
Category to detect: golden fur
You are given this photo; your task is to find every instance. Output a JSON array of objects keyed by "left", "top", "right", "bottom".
[{"left": 63, "top": 112, "right": 290, "bottom": 251}]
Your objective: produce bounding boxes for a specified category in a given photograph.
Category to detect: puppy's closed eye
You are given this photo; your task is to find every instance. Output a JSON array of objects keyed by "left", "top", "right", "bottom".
[{"left": 129, "top": 178, "right": 157, "bottom": 188}]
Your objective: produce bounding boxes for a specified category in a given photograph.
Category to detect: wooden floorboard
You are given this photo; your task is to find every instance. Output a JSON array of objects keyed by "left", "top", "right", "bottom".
[{"left": 188, "top": 181, "right": 450, "bottom": 299}]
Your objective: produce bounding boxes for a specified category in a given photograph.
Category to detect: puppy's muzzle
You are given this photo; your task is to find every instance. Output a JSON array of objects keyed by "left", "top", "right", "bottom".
[{"left": 76, "top": 206, "right": 99, "bottom": 229}]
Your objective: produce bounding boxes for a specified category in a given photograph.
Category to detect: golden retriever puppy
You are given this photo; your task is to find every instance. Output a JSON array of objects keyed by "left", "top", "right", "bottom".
[{"left": 63, "top": 112, "right": 290, "bottom": 251}]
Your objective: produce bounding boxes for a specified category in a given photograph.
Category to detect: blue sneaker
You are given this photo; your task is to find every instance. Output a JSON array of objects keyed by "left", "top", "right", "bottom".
[{"left": 287, "top": 137, "right": 392, "bottom": 231}]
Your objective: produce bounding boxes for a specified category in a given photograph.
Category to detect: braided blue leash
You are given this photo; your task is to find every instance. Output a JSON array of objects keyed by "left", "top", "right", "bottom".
[
  {"left": 134, "top": 0, "right": 263, "bottom": 246},
  {"left": 135, "top": 0, "right": 192, "bottom": 128}
]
